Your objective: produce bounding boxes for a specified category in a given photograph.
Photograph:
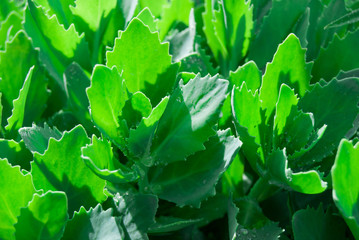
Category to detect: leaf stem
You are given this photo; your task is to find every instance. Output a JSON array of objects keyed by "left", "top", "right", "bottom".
[{"left": 248, "top": 177, "right": 279, "bottom": 202}]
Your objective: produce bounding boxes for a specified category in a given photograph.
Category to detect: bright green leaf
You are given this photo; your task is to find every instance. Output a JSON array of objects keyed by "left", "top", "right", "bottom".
[
  {"left": 148, "top": 74, "right": 228, "bottom": 166},
  {"left": 31, "top": 125, "right": 107, "bottom": 214},
  {"left": 87, "top": 65, "right": 129, "bottom": 149},
  {"left": 260, "top": 34, "right": 312, "bottom": 121},
  {"left": 0, "top": 159, "right": 36, "bottom": 240},
  {"left": 82, "top": 135, "right": 139, "bottom": 183},
  {"left": 24, "top": 0, "right": 91, "bottom": 88},
  {"left": 14, "top": 191, "right": 68, "bottom": 240},
  {"left": 266, "top": 149, "right": 327, "bottom": 194},
  {"left": 203, "top": 0, "right": 253, "bottom": 74},
  {"left": 157, "top": 0, "right": 194, "bottom": 41},
  {"left": 5, "top": 66, "right": 49, "bottom": 139},
  {"left": 0, "top": 31, "right": 39, "bottom": 120},
  {"left": 33, "top": 0, "right": 75, "bottom": 28},
  {"left": 107, "top": 18, "right": 177, "bottom": 105},
  {"left": 127, "top": 96, "right": 169, "bottom": 159},
  {"left": 0, "top": 11, "right": 22, "bottom": 49},
  {"left": 137, "top": 0, "right": 166, "bottom": 18},
  {"left": 232, "top": 82, "right": 263, "bottom": 168},
  {"left": 332, "top": 139, "right": 359, "bottom": 239}
]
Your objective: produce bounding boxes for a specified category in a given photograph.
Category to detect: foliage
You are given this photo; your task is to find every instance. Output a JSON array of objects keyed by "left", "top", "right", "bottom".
[{"left": 0, "top": 0, "right": 358, "bottom": 239}]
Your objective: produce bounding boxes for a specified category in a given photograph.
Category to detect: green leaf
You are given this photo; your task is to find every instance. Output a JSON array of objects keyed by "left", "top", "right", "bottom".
[
  {"left": 312, "top": 30, "right": 359, "bottom": 83},
  {"left": 0, "top": 159, "right": 36, "bottom": 240},
  {"left": 122, "top": 91, "right": 152, "bottom": 129},
  {"left": 114, "top": 193, "right": 158, "bottom": 240},
  {"left": 202, "top": 0, "right": 254, "bottom": 74},
  {"left": 233, "top": 222, "right": 284, "bottom": 240},
  {"left": 24, "top": 0, "right": 91, "bottom": 88},
  {"left": 137, "top": 0, "right": 167, "bottom": 18},
  {"left": 82, "top": 135, "right": 139, "bottom": 183},
  {"left": 107, "top": 18, "right": 176, "bottom": 105},
  {"left": 0, "top": 11, "right": 22, "bottom": 50},
  {"left": 157, "top": 0, "right": 194, "bottom": 41},
  {"left": 247, "top": 0, "right": 310, "bottom": 69},
  {"left": 71, "top": 0, "right": 117, "bottom": 32},
  {"left": 33, "top": 0, "right": 75, "bottom": 28},
  {"left": 220, "top": 61, "right": 261, "bottom": 127},
  {"left": 273, "top": 84, "right": 324, "bottom": 155},
  {"left": 87, "top": 65, "right": 129, "bottom": 149},
  {"left": 230, "top": 61, "right": 261, "bottom": 92},
  {"left": 266, "top": 149, "right": 327, "bottom": 194},
  {"left": 5, "top": 66, "right": 49, "bottom": 139},
  {"left": 325, "top": 8, "right": 359, "bottom": 29},
  {"left": 64, "top": 62, "right": 90, "bottom": 117},
  {"left": 228, "top": 198, "right": 283, "bottom": 240},
  {"left": 31, "top": 125, "right": 107, "bottom": 214},
  {"left": 179, "top": 43, "right": 219, "bottom": 77},
  {"left": 148, "top": 129, "right": 241, "bottom": 207},
  {"left": 14, "top": 191, "right": 68, "bottom": 240},
  {"left": 292, "top": 205, "right": 347, "bottom": 240},
  {"left": 148, "top": 217, "right": 202, "bottom": 234},
  {"left": 222, "top": 154, "right": 245, "bottom": 198},
  {"left": 305, "top": 0, "right": 347, "bottom": 61},
  {"left": 0, "top": 0, "right": 24, "bottom": 22},
  {"left": 148, "top": 74, "right": 228, "bottom": 166},
  {"left": 260, "top": 34, "right": 312, "bottom": 121},
  {"left": 232, "top": 82, "right": 263, "bottom": 168},
  {"left": 345, "top": 0, "right": 359, "bottom": 10},
  {"left": 0, "top": 31, "right": 39, "bottom": 121},
  {"left": 296, "top": 78, "right": 359, "bottom": 168},
  {"left": 0, "top": 139, "right": 32, "bottom": 171},
  {"left": 137, "top": 7, "right": 158, "bottom": 32},
  {"left": 273, "top": 84, "right": 299, "bottom": 138},
  {"left": 127, "top": 96, "right": 169, "bottom": 159},
  {"left": 168, "top": 9, "right": 196, "bottom": 63},
  {"left": 332, "top": 139, "right": 359, "bottom": 239},
  {"left": 19, "top": 123, "right": 62, "bottom": 154},
  {"left": 168, "top": 194, "right": 229, "bottom": 226},
  {"left": 70, "top": 0, "right": 127, "bottom": 64},
  {"left": 62, "top": 204, "right": 123, "bottom": 240}
]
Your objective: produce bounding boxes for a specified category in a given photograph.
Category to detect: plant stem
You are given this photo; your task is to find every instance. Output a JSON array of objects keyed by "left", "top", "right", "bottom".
[{"left": 248, "top": 177, "right": 279, "bottom": 202}]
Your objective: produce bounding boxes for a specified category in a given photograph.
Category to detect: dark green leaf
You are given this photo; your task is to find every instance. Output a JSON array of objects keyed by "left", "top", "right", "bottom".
[
  {"left": 292, "top": 205, "right": 347, "bottom": 240},
  {"left": 0, "top": 139, "right": 32, "bottom": 170},
  {"left": 62, "top": 204, "right": 123, "bottom": 240},
  {"left": 247, "top": 0, "right": 310, "bottom": 69},
  {"left": 148, "top": 129, "right": 241, "bottom": 207},
  {"left": 114, "top": 193, "right": 158, "bottom": 240},
  {"left": 297, "top": 78, "right": 359, "bottom": 169},
  {"left": 312, "top": 30, "right": 359, "bottom": 82},
  {"left": 19, "top": 123, "right": 62, "bottom": 154}
]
